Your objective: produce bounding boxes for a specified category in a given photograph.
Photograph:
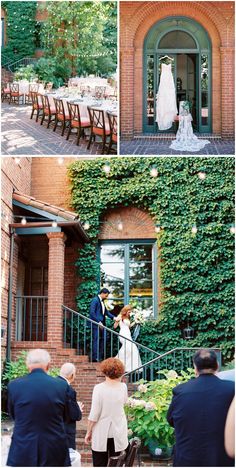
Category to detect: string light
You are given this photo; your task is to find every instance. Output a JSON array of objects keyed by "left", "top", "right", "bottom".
[
  {"left": 150, "top": 166, "right": 158, "bottom": 177},
  {"left": 21, "top": 217, "right": 27, "bottom": 225},
  {"left": 198, "top": 172, "right": 206, "bottom": 180},
  {"left": 52, "top": 221, "right": 58, "bottom": 228},
  {"left": 230, "top": 226, "right": 235, "bottom": 234},
  {"left": 117, "top": 222, "right": 123, "bottom": 231},
  {"left": 191, "top": 225, "right": 198, "bottom": 234},
  {"left": 83, "top": 222, "right": 90, "bottom": 230},
  {"left": 103, "top": 162, "right": 111, "bottom": 174},
  {"left": 155, "top": 225, "right": 161, "bottom": 233},
  {"left": 57, "top": 157, "right": 64, "bottom": 165}
]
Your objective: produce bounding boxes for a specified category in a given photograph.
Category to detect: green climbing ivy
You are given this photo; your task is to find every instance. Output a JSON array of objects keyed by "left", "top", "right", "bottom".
[
  {"left": 2, "top": 2, "right": 37, "bottom": 64},
  {"left": 68, "top": 157, "right": 235, "bottom": 363}
]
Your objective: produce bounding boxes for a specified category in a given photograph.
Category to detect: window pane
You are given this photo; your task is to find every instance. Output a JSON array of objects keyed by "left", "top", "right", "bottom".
[
  {"left": 129, "top": 244, "right": 152, "bottom": 262},
  {"left": 100, "top": 244, "right": 124, "bottom": 263},
  {"left": 130, "top": 261, "right": 153, "bottom": 296},
  {"left": 101, "top": 263, "right": 124, "bottom": 297},
  {"left": 147, "top": 55, "right": 154, "bottom": 126},
  {"left": 131, "top": 297, "right": 153, "bottom": 318},
  {"left": 159, "top": 31, "right": 197, "bottom": 49},
  {"left": 201, "top": 54, "right": 208, "bottom": 126}
]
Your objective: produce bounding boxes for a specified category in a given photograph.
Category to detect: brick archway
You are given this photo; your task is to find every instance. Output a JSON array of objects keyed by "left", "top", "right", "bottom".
[
  {"left": 98, "top": 207, "right": 156, "bottom": 240},
  {"left": 120, "top": 1, "right": 235, "bottom": 139}
]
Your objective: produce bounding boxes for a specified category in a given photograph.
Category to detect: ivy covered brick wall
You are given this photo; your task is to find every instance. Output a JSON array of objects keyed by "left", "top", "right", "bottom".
[
  {"left": 2, "top": 1, "right": 37, "bottom": 63},
  {"left": 68, "top": 157, "right": 235, "bottom": 363}
]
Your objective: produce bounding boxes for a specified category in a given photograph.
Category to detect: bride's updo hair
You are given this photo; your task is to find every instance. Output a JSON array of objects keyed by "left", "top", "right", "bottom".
[
  {"left": 120, "top": 305, "right": 132, "bottom": 317},
  {"left": 100, "top": 357, "right": 125, "bottom": 379}
]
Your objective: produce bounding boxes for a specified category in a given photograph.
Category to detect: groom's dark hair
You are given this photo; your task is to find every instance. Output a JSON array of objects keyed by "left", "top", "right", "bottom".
[{"left": 99, "top": 288, "right": 110, "bottom": 294}]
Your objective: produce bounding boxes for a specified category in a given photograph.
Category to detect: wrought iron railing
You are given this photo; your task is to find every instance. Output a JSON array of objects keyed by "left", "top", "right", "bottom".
[
  {"left": 15, "top": 296, "right": 48, "bottom": 341},
  {"left": 2, "top": 56, "right": 38, "bottom": 72},
  {"left": 62, "top": 305, "right": 160, "bottom": 373},
  {"left": 124, "top": 347, "right": 222, "bottom": 383}
]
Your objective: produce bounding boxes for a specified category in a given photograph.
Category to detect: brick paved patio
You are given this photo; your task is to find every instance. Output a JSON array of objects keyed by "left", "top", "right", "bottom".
[
  {"left": 1, "top": 103, "right": 116, "bottom": 156},
  {"left": 120, "top": 137, "right": 235, "bottom": 156}
]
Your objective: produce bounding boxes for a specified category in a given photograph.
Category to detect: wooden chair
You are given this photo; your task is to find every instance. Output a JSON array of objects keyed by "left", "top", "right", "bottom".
[
  {"left": 95, "top": 86, "right": 107, "bottom": 99},
  {"left": 87, "top": 106, "right": 111, "bottom": 154},
  {"left": 124, "top": 438, "right": 141, "bottom": 467},
  {"left": 25, "top": 83, "right": 39, "bottom": 105},
  {"left": 41, "top": 94, "right": 56, "bottom": 128},
  {"left": 1, "top": 82, "right": 11, "bottom": 102},
  {"left": 67, "top": 102, "right": 91, "bottom": 145},
  {"left": 107, "top": 450, "right": 126, "bottom": 467},
  {"left": 30, "top": 92, "right": 43, "bottom": 122},
  {"left": 107, "top": 111, "right": 117, "bottom": 154},
  {"left": 53, "top": 98, "right": 70, "bottom": 136},
  {"left": 9, "top": 83, "right": 24, "bottom": 105}
]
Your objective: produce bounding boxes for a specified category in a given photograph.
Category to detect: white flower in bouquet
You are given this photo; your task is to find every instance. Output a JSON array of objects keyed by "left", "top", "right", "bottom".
[{"left": 130, "top": 308, "right": 146, "bottom": 325}]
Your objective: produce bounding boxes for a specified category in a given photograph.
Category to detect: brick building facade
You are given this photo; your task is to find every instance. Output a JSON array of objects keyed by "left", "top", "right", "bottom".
[{"left": 120, "top": 1, "right": 235, "bottom": 139}]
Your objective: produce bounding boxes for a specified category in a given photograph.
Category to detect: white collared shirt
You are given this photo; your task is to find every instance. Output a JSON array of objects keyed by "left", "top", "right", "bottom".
[{"left": 98, "top": 295, "right": 105, "bottom": 315}]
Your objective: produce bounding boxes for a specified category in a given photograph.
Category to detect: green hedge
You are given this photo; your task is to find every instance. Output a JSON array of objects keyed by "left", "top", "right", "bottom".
[
  {"left": 68, "top": 157, "right": 235, "bottom": 363},
  {"left": 2, "top": 2, "right": 37, "bottom": 63}
]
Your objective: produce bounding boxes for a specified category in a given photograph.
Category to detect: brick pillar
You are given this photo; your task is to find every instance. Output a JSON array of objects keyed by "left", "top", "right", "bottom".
[
  {"left": 220, "top": 47, "right": 235, "bottom": 139},
  {"left": 121, "top": 47, "right": 135, "bottom": 139},
  {"left": 47, "top": 232, "right": 67, "bottom": 345}
]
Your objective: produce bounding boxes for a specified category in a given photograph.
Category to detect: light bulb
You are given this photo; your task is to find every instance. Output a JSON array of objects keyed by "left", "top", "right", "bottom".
[
  {"left": 103, "top": 163, "right": 110, "bottom": 174},
  {"left": 84, "top": 222, "right": 90, "bottom": 230},
  {"left": 198, "top": 171, "right": 206, "bottom": 180},
  {"left": 117, "top": 222, "right": 123, "bottom": 231},
  {"left": 191, "top": 225, "right": 198, "bottom": 234},
  {"left": 155, "top": 225, "right": 161, "bottom": 233},
  {"left": 21, "top": 217, "right": 27, "bottom": 225},
  {"left": 150, "top": 166, "right": 158, "bottom": 177},
  {"left": 52, "top": 221, "right": 57, "bottom": 228},
  {"left": 57, "top": 157, "right": 64, "bottom": 165},
  {"left": 230, "top": 226, "right": 235, "bottom": 234}
]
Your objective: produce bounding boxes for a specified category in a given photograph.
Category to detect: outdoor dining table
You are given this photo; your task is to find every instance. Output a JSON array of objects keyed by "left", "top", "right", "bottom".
[
  {"left": 46, "top": 93, "right": 117, "bottom": 123},
  {"left": 13, "top": 80, "right": 45, "bottom": 103}
]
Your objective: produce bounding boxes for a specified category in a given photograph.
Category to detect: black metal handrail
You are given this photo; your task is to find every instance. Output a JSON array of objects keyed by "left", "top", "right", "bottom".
[
  {"left": 124, "top": 346, "right": 222, "bottom": 383},
  {"left": 63, "top": 305, "right": 160, "bottom": 374},
  {"left": 15, "top": 296, "right": 48, "bottom": 341}
]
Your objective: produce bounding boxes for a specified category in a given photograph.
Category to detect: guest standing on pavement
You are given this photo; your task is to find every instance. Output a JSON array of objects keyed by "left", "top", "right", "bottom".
[
  {"left": 89, "top": 288, "right": 116, "bottom": 362},
  {"left": 85, "top": 357, "right": 129, "bottom": 467},
  {"left": 58, "top": 362, "right": 83, "bottom": 450},
  {"left": 167, "top": 349, "right": 235, "bottom": 467},
  {"left": 7, "top": 349, "right": 71, "bottom": 467}
]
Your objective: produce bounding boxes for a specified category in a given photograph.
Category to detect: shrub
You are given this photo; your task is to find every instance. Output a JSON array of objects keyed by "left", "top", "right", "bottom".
[{"left": 14, "top": 64, "right": 38, "bottom": 81}]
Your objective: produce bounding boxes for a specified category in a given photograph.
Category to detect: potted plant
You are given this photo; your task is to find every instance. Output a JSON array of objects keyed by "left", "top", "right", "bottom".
[{"left": 125, "top": 369, "right": 194, "bottom": 460}]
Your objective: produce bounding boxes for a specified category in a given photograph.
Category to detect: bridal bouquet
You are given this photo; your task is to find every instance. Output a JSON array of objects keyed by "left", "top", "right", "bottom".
[{"left": 130, "top": 308, "right": 146, "bottom": 325}]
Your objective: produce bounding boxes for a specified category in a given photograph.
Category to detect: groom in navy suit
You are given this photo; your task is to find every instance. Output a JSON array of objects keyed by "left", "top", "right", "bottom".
[{"left": 89, "top": 288, "right": 115, "bottom": 361}]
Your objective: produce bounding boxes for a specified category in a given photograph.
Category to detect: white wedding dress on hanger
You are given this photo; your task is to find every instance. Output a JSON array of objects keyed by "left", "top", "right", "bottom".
[
  {"left": 170, "top": 101, "right": 211, "bottom": 152},
  {"left": 156, "top": 63, "right": 178, "bottom": 131},
  {"left": 115, "top": 319, "right": 142, "bottom": 373}
]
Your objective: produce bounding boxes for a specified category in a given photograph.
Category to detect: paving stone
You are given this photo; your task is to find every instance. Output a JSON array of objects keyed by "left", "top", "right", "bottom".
[
  {"left": 120, "top": 138, "right": 235, "bottom": 156},
  {"left": 1, "top": 103, "right": 116, "bottom": 156}
]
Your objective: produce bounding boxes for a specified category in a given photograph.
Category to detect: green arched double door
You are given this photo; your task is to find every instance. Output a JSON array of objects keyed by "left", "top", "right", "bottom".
[{"left": 143, "top": 17, "right": 212, "bottom": 133}]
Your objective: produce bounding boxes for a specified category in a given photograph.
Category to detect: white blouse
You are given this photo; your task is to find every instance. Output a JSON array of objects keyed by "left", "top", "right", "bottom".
[{"left": 88, "top": 380, "right": 128, "bottom": 452}]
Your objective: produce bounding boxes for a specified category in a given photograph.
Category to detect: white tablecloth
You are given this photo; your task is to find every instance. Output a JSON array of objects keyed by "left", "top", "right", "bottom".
[{"left": 13, "top": 80, "right": 44, "bottom": 95}]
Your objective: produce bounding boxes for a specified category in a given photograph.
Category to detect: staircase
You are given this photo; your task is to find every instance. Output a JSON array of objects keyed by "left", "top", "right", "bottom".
[{"left": 1, "top": 55, "right": 38, "bottom": 82}]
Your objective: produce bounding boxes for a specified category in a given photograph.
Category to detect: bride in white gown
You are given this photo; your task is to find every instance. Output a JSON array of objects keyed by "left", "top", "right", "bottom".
[{"left": 114, "top": 305, "right": 142, "bottom": 373}]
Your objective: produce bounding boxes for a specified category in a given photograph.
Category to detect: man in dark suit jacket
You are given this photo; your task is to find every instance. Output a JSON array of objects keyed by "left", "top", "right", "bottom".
[
  {"left": 167, "top": 349, "right": 235, "bottom": 467},
  {"left": 58, "top": 362, "right": 83, "bottom": 449},
  {"left": 89, "top": 288, "right": 116, "bottom": 361},
  {"left": 7, "top": 348, "right": 71, "bottom": 467}
]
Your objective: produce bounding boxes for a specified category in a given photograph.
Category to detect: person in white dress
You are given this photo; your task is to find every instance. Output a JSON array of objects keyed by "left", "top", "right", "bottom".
[
  {"left": 170, "top": 101, "right": 210, "bottom": 152},
  {"left": 114, "top": 305, "right": 142, "bottom": 373},
  {"left": 156, "top": 62, "right": 178, "bottom": 131},
  {"left": 85, "top": 358, "right": 128, "bottom": 467}
]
